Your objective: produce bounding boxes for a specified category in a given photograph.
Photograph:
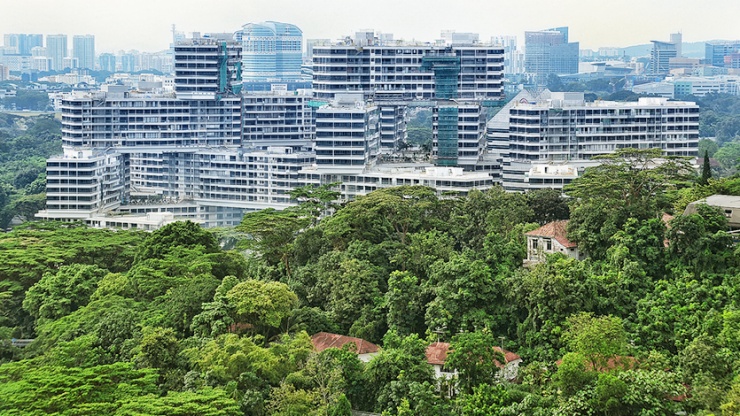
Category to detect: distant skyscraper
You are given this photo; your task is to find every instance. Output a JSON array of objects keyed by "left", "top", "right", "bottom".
[
  {"left": 3, "top": 34, "right": 42, "bottom": 55},
  {"left": 99, "top": 53, "right": 116, "bottom": 72},
  {"left": 524, "top": 27, "right": 579, "bottom": 84},
  {"left": 46, "top": 34, "right": 68, "bottom": 71},
  {"left": 650, "top": 40, "right": 677, "bottom": 75},
  {"left": 73, "top": 35, "right": 95, "bottom": 70},
  {"left": 120, "top": 53, "right": 137, "bottom": 73},
  {"left": 705, "top": 41, "right": 740, "bottom": 67},
  {"left": 240, "top": 21, "right": 303, "bottom": 85},
  {"left": 670, "top": 32, "right": 682, "bottom": 57}
]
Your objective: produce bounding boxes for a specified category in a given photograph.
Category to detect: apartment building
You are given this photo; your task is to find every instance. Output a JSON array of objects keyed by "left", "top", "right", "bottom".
[{"left": 497, "top": 92, "right": 699, "bottom": 191}]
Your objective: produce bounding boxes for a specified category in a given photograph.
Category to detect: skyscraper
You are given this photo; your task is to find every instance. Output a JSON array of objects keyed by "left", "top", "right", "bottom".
[
  {"left": 99, "top": 53, "right": 116, "bottom": 72},
  {"left": 524, "top": 27, "right": 579, "bottom": 84},
  {"left": 46, "top": 34, "right": 68, "bottom": 71},
  {"left": 650, "top": 40, "right": 677, "bottom": 75},
  {"left": 3, "top": 34, "right": 43, "bottom": 55},
  {"left": 705, "top": 41, "right": 740, "bottom": 67},
  {"left": 73, "top": 35, "right": 95, "bottom": 70},
  {"left": 240, "top": 21, "right": 303, "bottom": 86}
]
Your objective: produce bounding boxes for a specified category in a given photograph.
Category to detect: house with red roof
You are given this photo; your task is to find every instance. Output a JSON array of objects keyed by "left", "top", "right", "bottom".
[
  {"left": 524, "top": 220, "right": 584, "bottom": 264},
  {"left": 311, "top": 332, "right": 381, "bottom": 362},
  {"left": 425, "top": 342, "right": 523, "bottom": 382}
]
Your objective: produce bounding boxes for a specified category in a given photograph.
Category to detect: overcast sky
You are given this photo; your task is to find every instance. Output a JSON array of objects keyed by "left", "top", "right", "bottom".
[{"left": 2, "top": 0, "right": 739, "bottom": 53}]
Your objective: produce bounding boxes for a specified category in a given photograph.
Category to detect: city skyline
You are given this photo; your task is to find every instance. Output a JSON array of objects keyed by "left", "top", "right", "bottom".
[{"left": 1, "top": 0, "right": 740, "bottom": 53}]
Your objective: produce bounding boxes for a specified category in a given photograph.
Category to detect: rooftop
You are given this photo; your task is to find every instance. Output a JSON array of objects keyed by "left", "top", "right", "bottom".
[
  {"left": 425, "top": 342, "right": 521, "bottom": 367},
  {"left": 525, "top": 220, "right": 576, "bottom": 248},
  {"left": 311, "top": 332, "right": 380, "bottom": 355}
]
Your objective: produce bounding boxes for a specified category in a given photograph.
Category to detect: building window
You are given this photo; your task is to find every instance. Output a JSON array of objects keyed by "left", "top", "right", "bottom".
[
  {"left": 532, "top": 239, "right": 538, "bottom": 250},
  {"left": 545, "top": 238, "right": 552, "bottom": 251}
]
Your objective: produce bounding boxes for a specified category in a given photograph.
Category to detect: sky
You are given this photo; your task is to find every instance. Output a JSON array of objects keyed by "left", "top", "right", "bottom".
[{"left": 2, "top": 0, "right": 740, "bottom": 53}]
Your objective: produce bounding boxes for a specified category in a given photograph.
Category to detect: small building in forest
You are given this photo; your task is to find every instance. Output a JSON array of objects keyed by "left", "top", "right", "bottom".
[
  {"left": 524, "top": 220, "right": 584, "bottom": 264},
  {"left": 685, "top": 195, "right": 740, "bottom": 230},
  {"left": 311, "top": 332, "right": 380, "bottom": 362},
  {"left": 425, "top": 341, "right": 522, "bottom": 382}
]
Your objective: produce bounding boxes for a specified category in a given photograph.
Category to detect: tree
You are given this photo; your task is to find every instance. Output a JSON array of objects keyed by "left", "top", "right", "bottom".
[
  {"left": 562, "top": 312, "right": 627, "bottom": 371},
  {"left": 446, "top": 332, "right": 506, "bottom": 394},
  {"left": 526, "top": 188, "right": 570, "bottom": 225},
  {"left": 226, "top": 279, "right": 298, "bottom": 333},
  {"left": 135, "top": 221, "right": 219, "bottom": 262},
  {"left": 566, "top": 148, "right": 694, "bottom": 259},
  {"left": 700, "top": 149, "right": 713, "bottom": 185},
  {"left": 22, "top": 264, "right": 109, "bottom": 324}
]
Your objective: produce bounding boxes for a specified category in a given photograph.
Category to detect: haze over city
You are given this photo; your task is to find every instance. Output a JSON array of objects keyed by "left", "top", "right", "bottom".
[{"left": 2, "top": 0, "right": 740, "bottom": 52}]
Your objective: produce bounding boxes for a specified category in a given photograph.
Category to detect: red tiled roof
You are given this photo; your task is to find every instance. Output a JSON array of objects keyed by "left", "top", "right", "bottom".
[
  {"left": 525, "top": 220, "right": 576, "bottom": 248},
  {"left": 426, "top": 342, "right": 450, "bottom": 365},
  {"left": 425, "top": 342, "right": 521, "bottom": 367},
  {"left": 311, "top": 332, "right": 380, "bottom": 355}
]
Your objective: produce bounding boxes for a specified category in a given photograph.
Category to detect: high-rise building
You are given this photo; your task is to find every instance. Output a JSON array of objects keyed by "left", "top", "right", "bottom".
[
  {"left": 39, "top": 28, "right": 502, "bottom": 229},
  {"left": 494, "top": 92, "right": 699, "bottom": 191},
  {"left": 240, "top": 21, "right": 303, "bottom": 87},
  {"left": 670, "top": 32, "right": 682, "bottom": 57},
  {"left": 119, "top": 53, "right": 137, "bottom": 73},
  {"left": 311, "top": 41, "right": 504, "bottom": 101},
  {"left": 524, "top": 27, "right": 579, "bottom": 83},
  {"left": 46, "top": 34, "right": 68, "bottom": 71},
  {"left": 99, "top": 53, "right": 116, "bottom": 72},
  {"left": 315, "top": 94, "right": 380, "bottom": 173},
  {"left": 3, "top": 34, "right": 42, "bottom": 55},
  {"left": 650, "top": 40, "right": 677, "bottom": 75},
  {"left": 705, "top": 41, "right": 740, "bottom": 67},
  {"left": 173, "top": 33, "right": 242, "bottom": 100},
  {"left": 73, "top": 35, "right": 95, "bottom": 70}
]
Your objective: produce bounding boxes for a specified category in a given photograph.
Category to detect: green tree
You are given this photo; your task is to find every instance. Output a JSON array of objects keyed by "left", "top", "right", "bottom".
[
  {"left": 226, "top": 279, "right": 298, "bottom": 333},
  {"left": 22, "top": 263, "right": 109, "bottom": 324},
  {"left": 447, "top": 331, "right": 506, "bottom": 394},
  {"left": 562, "top": 312, "right": 627, "bottom": 371},
  {"left": 700, "top": 149, "right": 713, "bottom": 185},
  {"left": 566, "top": 148, "right": 693, "bottom": 259}
]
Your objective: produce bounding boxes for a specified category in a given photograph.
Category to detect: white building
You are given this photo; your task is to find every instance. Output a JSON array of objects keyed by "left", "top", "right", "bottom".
[
  {"left": 496, "top": 92, "right": 699, "bottom": 191},
  {"left": 525, "top": 220, "right": 584, "bottom": 264}
]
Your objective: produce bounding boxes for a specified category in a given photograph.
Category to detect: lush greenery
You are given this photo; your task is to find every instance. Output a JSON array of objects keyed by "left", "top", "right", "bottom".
[
  {"left": 1, "top": 149, "right": 739, "bottom": 414},
  {"left": 0, "top": 114, "right": 61, "bottom": 228}
]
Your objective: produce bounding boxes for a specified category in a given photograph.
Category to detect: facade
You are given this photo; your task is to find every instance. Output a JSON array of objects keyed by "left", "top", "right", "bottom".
[
  {"left": 650, "top": 41, "right": 677, "bottom": 75},
  {"left": 240, "top": 21, "right": 304, "bottom": 89},
  {"left": 315, "top": 94, "right": 380, "bottom": 173},
  {"left": 497, "top": 92, "right": 699, "bottom": 191},
  {"left": 173, "top": 34, "right": 243, "bottom": 100},
  {"left": 674, "top": 76, "right": 740, "bottom": 97},
  {"left": 705, "top": 41, "right": 740, "bottom": 67},
  {"left": 46, "top": 34, "right": 68, "bottom": 71},
  {"left": 241, "top": 90, "right": 315, "bottom": 148},
  {"left": 72, "top": 35, "right": 95, "bottom": 70},
  {"left": 311, "top": 40, "right": 504, "bottom": 102},
  {"left": 432, "top": 101, "right": 486, "bottom": 168},
  {"left": 524, "top": 27, "right": 579, "bottom": 83}
]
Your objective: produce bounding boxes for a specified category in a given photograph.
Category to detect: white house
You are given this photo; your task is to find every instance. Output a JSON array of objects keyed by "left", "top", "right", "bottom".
[{"left": 524, "top": 220, "right": 584, "bottom": 264}]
